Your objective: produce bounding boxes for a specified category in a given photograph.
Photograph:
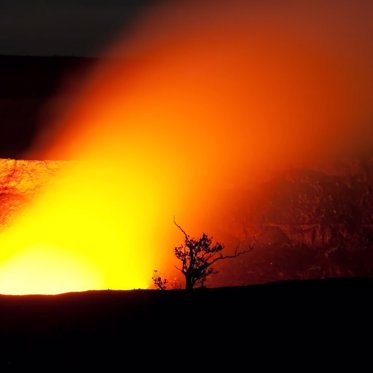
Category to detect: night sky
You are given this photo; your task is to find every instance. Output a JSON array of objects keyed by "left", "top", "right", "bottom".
[
  {"left": 1, "top": 0, "right": 373, "bottom": 58},
  {"left": 0, "top": 0, "right": 154, "bottom": 56},
  {"left": 0, "top": 1, "right": 159, "bottom": 157}
]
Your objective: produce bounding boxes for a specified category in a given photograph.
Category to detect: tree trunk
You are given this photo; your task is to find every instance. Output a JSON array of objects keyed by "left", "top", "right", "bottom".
[{"left": 185, "top": 275, "right": 193, "bottom": 290}]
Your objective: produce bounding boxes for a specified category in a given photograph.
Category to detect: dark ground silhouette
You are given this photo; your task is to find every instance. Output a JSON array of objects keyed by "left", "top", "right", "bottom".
[{"left": 0, "top": 278, "right": 371, "bottom": 369}]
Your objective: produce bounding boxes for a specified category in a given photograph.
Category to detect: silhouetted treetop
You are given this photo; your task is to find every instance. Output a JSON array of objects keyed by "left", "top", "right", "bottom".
[{"left": 174, "top": 219, "right": 252, "bottom": 290}]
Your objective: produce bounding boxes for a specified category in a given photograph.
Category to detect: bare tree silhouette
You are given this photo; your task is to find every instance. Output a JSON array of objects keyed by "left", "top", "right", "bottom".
[
  {"left": 152, "top": 270, "right": 168, "bottom": 290},
  {"left": 174, "top": 219, "right": 252, "bottom": 290}
]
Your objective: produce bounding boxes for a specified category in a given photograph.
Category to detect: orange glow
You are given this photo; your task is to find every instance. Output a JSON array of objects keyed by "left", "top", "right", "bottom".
[{"left": 0, "top": 1, "right": 372, "bottom": 294}]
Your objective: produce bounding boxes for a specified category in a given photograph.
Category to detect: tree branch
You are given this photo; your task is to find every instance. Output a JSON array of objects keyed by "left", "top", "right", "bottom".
[
  {"left": 173, "top": 217, "right": 190, "bottom": 241},
  {"left": 208, "top": 246, "right": 253, "bottom": 267}
]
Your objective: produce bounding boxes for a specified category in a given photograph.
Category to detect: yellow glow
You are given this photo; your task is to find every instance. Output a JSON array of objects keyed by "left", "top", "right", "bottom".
[
  {"left": 0, "top": 160, "right": 171, "bottom": 293},
  {"left": 0, "top": 246, "right": 102, "bottom": 295}
]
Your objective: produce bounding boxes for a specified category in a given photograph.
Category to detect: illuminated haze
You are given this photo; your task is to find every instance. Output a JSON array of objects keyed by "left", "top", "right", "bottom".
[{"left": 0, "top": 0, "right": 372, "bottom": 294}]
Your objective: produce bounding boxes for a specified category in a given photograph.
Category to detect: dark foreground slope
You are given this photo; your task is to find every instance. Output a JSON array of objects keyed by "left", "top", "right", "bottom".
[{"left": 0, "top": 278, "right": 371, "bottom": 369}]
